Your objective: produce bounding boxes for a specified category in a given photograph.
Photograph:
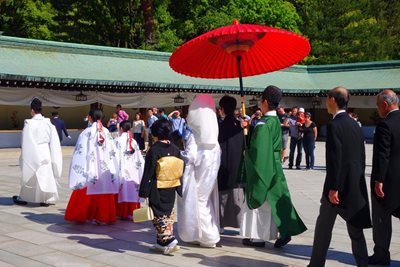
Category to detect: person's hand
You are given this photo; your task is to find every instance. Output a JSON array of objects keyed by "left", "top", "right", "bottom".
[
  {"left": 328, "top": 190, "right": 339, "bottom": 205},
  {"left": 67, "top": 136, "right": 72, "bottom": 139},
  {"left": 374, "top": 182, "right": 384, "bottom": 198}
]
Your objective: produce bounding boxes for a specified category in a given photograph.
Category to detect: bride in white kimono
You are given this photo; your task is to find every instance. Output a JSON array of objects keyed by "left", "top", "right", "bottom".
[
  {"left": 177, "top": 94, "right": 221, "bottom": 248},
  {"left": 13, "top": 98, "right": 62, "bottom": 206}
]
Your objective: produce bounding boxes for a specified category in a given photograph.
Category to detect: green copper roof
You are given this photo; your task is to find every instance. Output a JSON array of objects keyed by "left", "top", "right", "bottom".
[{"left": 1, "top": 36, "right": 400, "bottom": 95}]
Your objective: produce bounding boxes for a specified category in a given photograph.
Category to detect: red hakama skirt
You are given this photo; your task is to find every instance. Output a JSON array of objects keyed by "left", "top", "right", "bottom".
[
  {"left": 64, "top": 188, "right": 116, "bottom": 224},
  {"left": 114, "top": 195, "right": 141, "bottom": 220}
]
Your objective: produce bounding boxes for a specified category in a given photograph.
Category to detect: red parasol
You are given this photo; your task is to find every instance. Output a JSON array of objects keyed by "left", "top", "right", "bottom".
[{"left": 169, "top": 20, "right": 310, "bottom": 127}]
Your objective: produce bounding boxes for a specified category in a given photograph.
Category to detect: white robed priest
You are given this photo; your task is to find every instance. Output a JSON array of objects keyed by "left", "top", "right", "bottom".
[
  {"left": 13, "top": 98, "right": 62, "bottom": 206},
  {"left": 177, "top": 94, "right": 221, "bottom": 248}
]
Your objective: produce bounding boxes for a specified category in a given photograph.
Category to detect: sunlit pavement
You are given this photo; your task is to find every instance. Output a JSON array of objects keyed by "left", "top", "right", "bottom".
[{"left": 0, "top": 143, "right": 399, "bottom": 266}]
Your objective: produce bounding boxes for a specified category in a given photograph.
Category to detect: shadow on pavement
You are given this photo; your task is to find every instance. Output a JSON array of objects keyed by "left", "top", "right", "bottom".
[
  {"left": 0, "top": 197, "right": 15, "bottom": 206},
  {"left": 183, "top": 253, "right": 288, "bottom": 267}
]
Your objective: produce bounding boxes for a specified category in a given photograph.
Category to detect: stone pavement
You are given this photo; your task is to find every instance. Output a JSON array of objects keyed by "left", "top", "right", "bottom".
[{"left": 0, "top": 143, "right": 399, "bottom": 267}]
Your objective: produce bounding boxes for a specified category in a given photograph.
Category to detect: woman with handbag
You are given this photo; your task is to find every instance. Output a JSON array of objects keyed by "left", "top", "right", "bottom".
[
  {"left": 132, "top": 112, "right": 145, "bottom": 152},
  {"left": 115, "top": 120, "right": 144, "bottom": 220},
  {"left": 138, "top": 118, "right": 184, "bottom": 255}
]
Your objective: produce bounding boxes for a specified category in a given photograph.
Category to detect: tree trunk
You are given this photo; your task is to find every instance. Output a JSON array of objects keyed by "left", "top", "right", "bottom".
[{"left": 141, "top": 0, "right": 156, "bottom": 46}]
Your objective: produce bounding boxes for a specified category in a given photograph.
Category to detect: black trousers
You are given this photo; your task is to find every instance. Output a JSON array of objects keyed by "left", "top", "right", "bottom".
[
  {"left": 371, "top": 195, "right": 393, "bottom": 261},
  {"left": 289, "top": 137, "right": 303, "bottom": 167},
  {"left": 309, "top": 197, "right": 368, "bottom": 267}
]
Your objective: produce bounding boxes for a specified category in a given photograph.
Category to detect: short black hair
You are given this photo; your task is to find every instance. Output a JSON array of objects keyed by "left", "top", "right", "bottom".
[
  {"left": 89, "top": 108, "right": 102, "bottom": 121},
  {"left": 262, "top": 85, "right": 282, "bottom": 110},
  {"left": 219, "top": 95, "right": 237, "bottom": 116},
  {"left": 30, "top": 98, "right": 42, "bottom": 113},
  {"left": 159, "top": 108, "right": 165, "bottom": 113},
  {"left": 119, "top": 120, "right": 131, "bottom": 132},
  {"left": 116, "top": 104, "right": 122, "bottom": 108},
  {"left": 51, "top": 112, "right": 58, "bottom": 117},
  {"left": 151, "top": 118, "right": 171, "bottom": 140},
  {"left": 328, "top": 87, "right": 349, "bottom": 110}
]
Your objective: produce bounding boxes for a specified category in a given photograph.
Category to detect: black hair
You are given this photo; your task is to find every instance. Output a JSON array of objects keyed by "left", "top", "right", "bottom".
[
  {"left": 51, "top": 112, "right": 58, "bottom": 117},
  {"left": 159, "top": 108, "right": 165, "bottom": 113},
  {"left": 328, "top": 87, "right": 349, "bottom": 110},
  {"left": 119, "top": 120, "right": 132, "bottom": 132},
  {"left": 151, "top": 118, "right": 171, "bottom": 140},
  {"left": 88, "top": 108, "right": 102, "bottom": 121},
  {"left": 31, "top": 98, "right": 42, "bottom": 113},
  {"left": 262, "top": 85, "right": 282, "bottom": 110},
  {"left": 219, "top": 95, "right": 237, "bottom": 116},
  {"left": 116, "top": 104, "right": 122, "bottom": 108}
]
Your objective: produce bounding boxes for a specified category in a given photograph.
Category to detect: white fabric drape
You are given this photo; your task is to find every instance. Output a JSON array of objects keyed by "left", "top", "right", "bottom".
[
  {"left": 115, "top": 132, "right": 144, "bottom": 203},
  {"left": 20, "top": 114, "right": 62, "bottom": 203},
  {"left": 240, "top": 199, "right": 278, "bottom": 241},
  {"left": 68, "top": 122, "right": 119, "bottom": 194},
  {"left": 178, "top": 133, "right": 221, "bottom": 244},
  {"left": 178, "top": 94, "right": 221, "bottom": 245}
]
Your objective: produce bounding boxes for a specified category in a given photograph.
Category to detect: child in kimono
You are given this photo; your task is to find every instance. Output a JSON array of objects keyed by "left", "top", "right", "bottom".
[
  {"left": 115, "top": 120, "right": 144, "bottom": 220},
  {"left": 139, "top": 119, "right": 184, "bottom": 255}
]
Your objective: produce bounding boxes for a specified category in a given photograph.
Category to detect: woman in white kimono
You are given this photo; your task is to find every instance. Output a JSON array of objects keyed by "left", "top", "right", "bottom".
[
  {"left": 65, "top": 108, "right": 119, "bottom": 225},
  {"left": 177, "top": 94, "right": 221, "bottom": 248},
  {"left": 114, "top": 120, "right": 144, "bottom": 220}
]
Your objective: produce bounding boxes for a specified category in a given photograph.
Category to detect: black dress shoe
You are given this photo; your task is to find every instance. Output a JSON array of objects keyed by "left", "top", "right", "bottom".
[
  {"left": 12, "top": 195, "right": 27, "bottom": 205},
  {"left": 274, "top": 236, "right": 292, "bottom": 248},
  {"left": 368, "top": 255, "right": 390, "bottom": 265},
  {"left": 242, "top": 238, "right": 265, "bottom": 247}
]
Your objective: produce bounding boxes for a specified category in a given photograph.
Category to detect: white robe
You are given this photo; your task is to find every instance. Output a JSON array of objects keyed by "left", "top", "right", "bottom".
[
  {"left": 68, "top": 122, "right": 119, "bottom": 194},
  {"left": 240, "top": 200, "right": 278, "bottom": 241},
  {"left": 115, "top": 132, "right": 144, "bottom": 203},
  {"left": 19, "top": 114, "right": 62, "bottom": 203},
  {"left": 178, "top": 133, "right": 221, "bottom": 245}
]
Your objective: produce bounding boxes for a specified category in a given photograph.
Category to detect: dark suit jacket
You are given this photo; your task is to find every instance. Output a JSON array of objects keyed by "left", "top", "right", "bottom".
[
  {"left": 51, "top": 117, "right": 69, "bottom": 142},
  {"left": 324, "top": 112, "right": 371, "bottom": 228},
  {"left": 218, "top": 115, "right": 245, "bottom": 191},
  {"left": 371, "top": 109, "right": 400, "bottom": 217}
]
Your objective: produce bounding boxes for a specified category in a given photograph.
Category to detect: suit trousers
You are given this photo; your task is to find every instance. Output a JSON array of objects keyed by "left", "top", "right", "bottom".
[
  {"left": 289, "top": 137, "right": 303, "bottom": 168},
  {"left": 309, "top": 197, "right": 368, "bottom": 267},
  {"left": 371, "top": 195, "right": 392, "bottom": 261}
]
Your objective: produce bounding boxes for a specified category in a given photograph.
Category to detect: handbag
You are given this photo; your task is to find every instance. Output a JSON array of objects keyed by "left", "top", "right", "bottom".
[{"left": 133, "top": 201, "right": 154, "bottom": 223}]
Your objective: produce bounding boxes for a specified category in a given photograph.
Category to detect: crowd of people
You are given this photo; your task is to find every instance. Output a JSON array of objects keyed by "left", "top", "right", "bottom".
[{"left": 11, "top": 86, "right": 400, "bottom": 266}]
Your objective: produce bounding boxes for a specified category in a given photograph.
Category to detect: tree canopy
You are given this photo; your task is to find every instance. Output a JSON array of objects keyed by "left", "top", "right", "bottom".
[{"left": 0, "top": 0, "right": 398, "bottom": 64}]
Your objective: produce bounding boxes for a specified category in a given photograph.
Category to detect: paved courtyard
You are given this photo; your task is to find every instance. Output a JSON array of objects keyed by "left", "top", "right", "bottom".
[{"left": 0, "top": 142, "right": 399, "bottom": 267}]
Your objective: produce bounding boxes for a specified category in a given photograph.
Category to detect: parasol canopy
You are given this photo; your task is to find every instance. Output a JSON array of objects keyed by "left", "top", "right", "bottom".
[{"left": 169, "top": 20, "right": 311, "bottom": 80}]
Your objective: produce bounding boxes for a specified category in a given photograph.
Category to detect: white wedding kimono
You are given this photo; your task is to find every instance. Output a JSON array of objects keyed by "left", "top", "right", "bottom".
[
  {"left": 19, "top": 114, "right": 62, "bottom": 203},
  {"left": 68, "top": 122, "right": 119, "bottom": 194},
  {"left": 177, "top": 94, "right": 221, "bottom": 245},
  {"left": 115, "top": 132, "right": 144, "bottom": 203}
]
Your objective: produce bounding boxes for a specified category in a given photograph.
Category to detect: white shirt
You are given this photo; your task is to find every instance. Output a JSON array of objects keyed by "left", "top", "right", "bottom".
[
  {"left": 264, "top": 110, "right": 277, "bottom": 116},
  {"left": 333, "top": 110, "right": 346, "bottom": 119}
]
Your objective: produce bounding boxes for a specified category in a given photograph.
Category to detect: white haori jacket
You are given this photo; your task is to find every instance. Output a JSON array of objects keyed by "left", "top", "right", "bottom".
[
  {"left": 20, "top": 114, "right": 62, "bottom": 203},
  {"left": 68, "top": 122, "right": 119, "bottom": 195},
  {"left": 115, "top": 132, "right": 144, "bottom": 203}
]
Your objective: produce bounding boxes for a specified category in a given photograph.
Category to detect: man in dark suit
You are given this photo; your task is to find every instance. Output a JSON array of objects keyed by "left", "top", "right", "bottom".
[
  {"left": 50, "top": 112, "right": 70, "bottom": 142},
  {"left": 217, "top": 95, "right": 245, "bottom": 232},
  {"left": 369, "top": 89, "right": 400, "bottom": 266},
  {"left": 309, "top": 87, "right": 371, "bottom": 267}
]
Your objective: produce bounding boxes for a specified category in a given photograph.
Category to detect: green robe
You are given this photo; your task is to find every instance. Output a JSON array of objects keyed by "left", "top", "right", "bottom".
[{"left": 242, "top": 115, "right": 307, "bottom": 236}]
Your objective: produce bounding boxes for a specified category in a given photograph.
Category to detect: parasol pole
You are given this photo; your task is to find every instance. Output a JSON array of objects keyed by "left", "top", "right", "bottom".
[{"left": 236, "top": 55, "right": 248, "bottom": 136}]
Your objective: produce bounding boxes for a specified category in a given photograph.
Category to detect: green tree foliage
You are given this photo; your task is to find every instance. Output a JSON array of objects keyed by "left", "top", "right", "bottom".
[
  {"left": 0, "top": 0, "right": 58, "bottom": 39},
  {"left": 289, "top": 0, "right": 400, "bottom": 64}
]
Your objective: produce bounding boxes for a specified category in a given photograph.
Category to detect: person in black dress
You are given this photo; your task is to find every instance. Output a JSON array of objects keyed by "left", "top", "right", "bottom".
[
  {"left": 138, "top": 119, "right": 184, "bottom": 254},
  {"left": 301, "top": 112, "right": 317, "bottom": 170}
]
